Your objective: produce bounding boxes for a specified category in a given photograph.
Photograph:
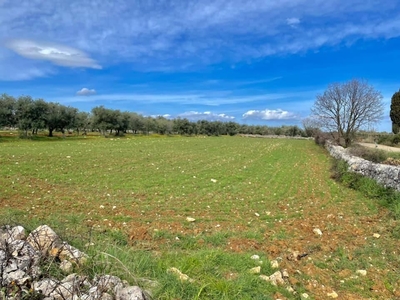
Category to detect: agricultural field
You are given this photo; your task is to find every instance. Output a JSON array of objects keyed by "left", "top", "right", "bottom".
[{"left": 0, "top": 134, "right": 399, "bottom": 299}]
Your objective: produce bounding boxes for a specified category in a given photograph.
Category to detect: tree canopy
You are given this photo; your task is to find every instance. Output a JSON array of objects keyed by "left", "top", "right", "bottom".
[{"left": 390, "top": 89, "right": 400, "bottom": 134}]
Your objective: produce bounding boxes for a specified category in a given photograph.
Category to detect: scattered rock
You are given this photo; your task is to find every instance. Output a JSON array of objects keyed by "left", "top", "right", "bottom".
[
  {"left": 287, "top": 251, "right": 300, "bottom": 261},
  {"left": 270, "top": 260, "right": 279, "bottom": 268},
  {"left": 356, "top": 269, "right": 367, "bottom": 276},
  {"left": 254, "top": 213, "right": 260, "bottom": 217},
  {"left": 249, "top": 266, "right": 261, "bottom": 274},
  {"left": 301, "top": 293, "right": 309, "bottom": 299},
  {"left": 287, "top": 250, "right": 308, "bottom": 261},
  {"left": 313, "top": 228, "right": 323, "bottom": 236},
  {"left": 250, "top": 254, "right": 260, "bottom": 260},
  {"left": 286, "top": 286, "right": 295, "bottom": 294},
  {"left": 327, "top": 291, "right": 339, "bottom": 298},
  {"left": 373, "top": 233, "right": 381, "bottom": 238},
  {"left": 167, "top": 267, "right": 194, "bottom": 283},
  {"left": 186, "top": 217, "right": 196, "bottom": 222},
  {"left": 210, "top": 179, "right": 217, "bottom": 183},
  {"left": 259, "top": 270, "right": 285, "bottom": 286}
]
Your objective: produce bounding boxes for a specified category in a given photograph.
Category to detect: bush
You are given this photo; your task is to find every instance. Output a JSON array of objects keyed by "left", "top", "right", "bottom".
[
  {"left": 391, "top": 134, "right": 400, "bottom": 145},
  {"left": 347, "top": 144, "right": 388, "bottom": 163},
  {"left": 375, "top": 134, "right": 400, "bottom": 146},
  {"left": 377, "top": 134, "right": 391, "bottom": 145},
  {"left": 314, "top": 131, "right": 331, "bottom": 147}
]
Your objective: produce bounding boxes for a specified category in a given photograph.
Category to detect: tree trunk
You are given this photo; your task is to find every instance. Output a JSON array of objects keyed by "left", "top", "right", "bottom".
[
  {"left": 48, "top": 128, "right": 54, "bottom": 137},
  {"left": 344, "top": 136, "right": 351, "bottom": 148}
]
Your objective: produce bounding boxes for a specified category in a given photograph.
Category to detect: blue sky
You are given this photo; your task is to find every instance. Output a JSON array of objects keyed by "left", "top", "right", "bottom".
[{"left": 1, "top": 0, "right": 399, "bottom": 131}]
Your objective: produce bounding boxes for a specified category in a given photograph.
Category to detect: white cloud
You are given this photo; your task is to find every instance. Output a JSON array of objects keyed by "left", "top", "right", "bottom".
[
  {"left": 5, "top": 39, "right": 101, "bottom": 69},
  {"left": 76, "top": 88, "right": 96, "bottom": 96},
  {"left": 178, "top": 111, "right": 235, "bottom": 121},
  {"left": 242, "top": 109, "right": 298, "bottom": 120}
]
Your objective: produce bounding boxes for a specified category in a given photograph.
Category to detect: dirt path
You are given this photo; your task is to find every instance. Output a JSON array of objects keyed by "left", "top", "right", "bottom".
[{"left": 358, "top": 142, "right": 400, "bottom": 152}]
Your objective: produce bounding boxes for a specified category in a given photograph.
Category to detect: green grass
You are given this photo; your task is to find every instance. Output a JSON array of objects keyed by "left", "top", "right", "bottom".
[{"left": 0, "top": 134, "right": 399, "bottom": 299}]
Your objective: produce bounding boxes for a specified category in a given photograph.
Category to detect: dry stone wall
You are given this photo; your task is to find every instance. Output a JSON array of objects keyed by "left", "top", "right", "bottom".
[
  {"left": 325, "top": 142, "right": 400, "bottom": 191},
  {"left": 0, "top": 225, "right": 150, "bottom": 300}
]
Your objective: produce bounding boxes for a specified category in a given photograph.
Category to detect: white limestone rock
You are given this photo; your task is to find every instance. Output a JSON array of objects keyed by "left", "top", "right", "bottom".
[
  {"left": 27, "top": 225, "right": 62, "bottom": 255},
  {"left": 116, "top": 286, "right": 148, "bottom": 300}
]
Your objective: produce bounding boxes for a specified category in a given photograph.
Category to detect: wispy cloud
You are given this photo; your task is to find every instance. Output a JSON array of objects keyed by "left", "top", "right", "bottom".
[
  {"left": 242, "top": 109, "right": 298, "bottom": 121},
  {"left": 5, "top": 39, "right": 101, "bottom": 69},
  {"left": 76, "top": 88, "right": 96, "bottom": 96},
  {"left": 53, "top": 90, "right": 315, "bottom": 106}
]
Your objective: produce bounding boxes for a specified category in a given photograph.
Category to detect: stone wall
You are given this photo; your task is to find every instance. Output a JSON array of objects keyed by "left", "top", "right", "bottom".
[
  {"left": 325, "top": 142, "right": 400, "bottom": 192},
  {"left": 0, "top": 225, "right": 150, "bottom": 300}
]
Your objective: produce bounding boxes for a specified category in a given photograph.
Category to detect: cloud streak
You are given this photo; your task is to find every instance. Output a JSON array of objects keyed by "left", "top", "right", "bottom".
[
  {"left": 53, "top": 90, "right": 315, "bottom": 107},
  {"left": 5, "top": 39, "right": 101, "bottom": 69}
]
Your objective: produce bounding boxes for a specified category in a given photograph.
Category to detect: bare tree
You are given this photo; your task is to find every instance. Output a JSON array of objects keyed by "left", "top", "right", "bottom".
[{"left": 311, "top": 79, "right": 384, "bottom": 147}]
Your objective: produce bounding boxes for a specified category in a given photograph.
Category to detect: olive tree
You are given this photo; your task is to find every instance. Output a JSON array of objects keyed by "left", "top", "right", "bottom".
[
  {"left": 0, "top": 94, "right": 17, "bottom": 128},
  {"left": 311, "top": 79, "right": 384, "bottom": 147},
  {"left": 46, "top": 103, "right": 77, "bottom": 137}
]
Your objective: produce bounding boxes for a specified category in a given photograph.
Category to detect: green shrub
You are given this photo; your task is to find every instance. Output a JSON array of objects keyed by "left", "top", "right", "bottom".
[
  {"left": 377, "top": 135, "right": 392, "bottom": 145},
  {"left": 347, "top": 144, "right": 388, "bottom": 163},
  {"left": 391, "top": 134, "right": 400, "bottom": 145}
]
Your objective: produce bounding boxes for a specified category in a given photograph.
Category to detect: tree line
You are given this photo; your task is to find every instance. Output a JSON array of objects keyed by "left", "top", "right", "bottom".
[{"left": 0, "top": 94, "right": 308, "bottom": 137}]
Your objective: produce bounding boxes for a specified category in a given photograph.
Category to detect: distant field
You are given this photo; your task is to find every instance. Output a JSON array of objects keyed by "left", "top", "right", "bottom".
[{"left": 0, "top": 135, "right": 399, "bottom": 299}]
